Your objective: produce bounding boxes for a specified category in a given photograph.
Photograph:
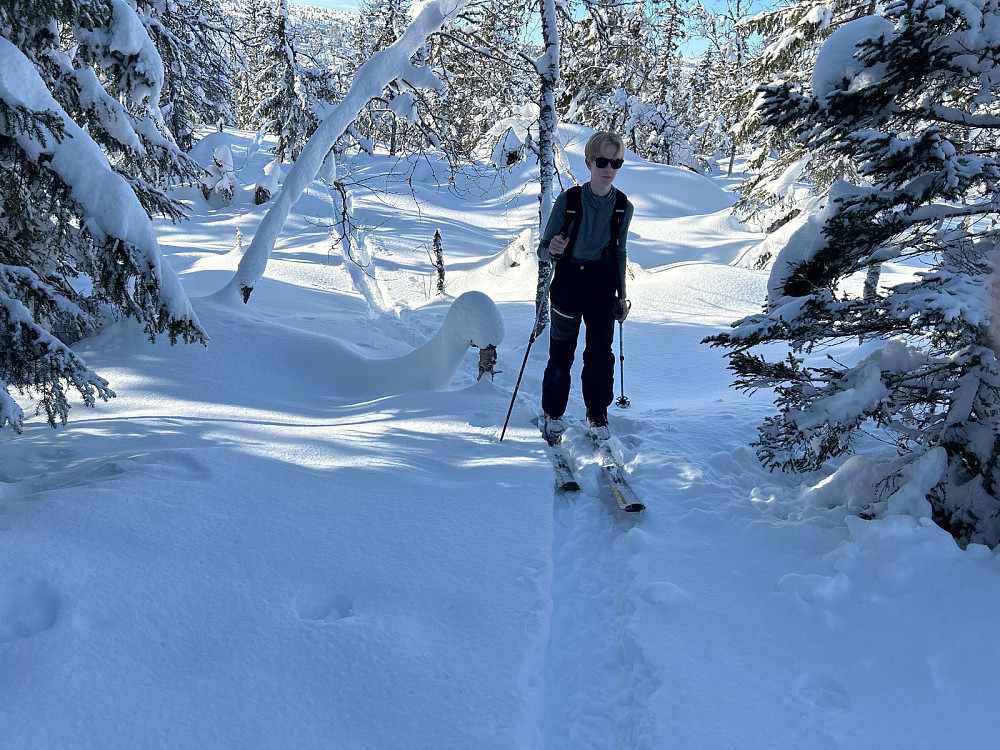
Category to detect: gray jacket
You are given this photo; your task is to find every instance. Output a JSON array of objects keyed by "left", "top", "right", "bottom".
[{"left": 538, "top": 183, "right": 633, "bottom": 298}]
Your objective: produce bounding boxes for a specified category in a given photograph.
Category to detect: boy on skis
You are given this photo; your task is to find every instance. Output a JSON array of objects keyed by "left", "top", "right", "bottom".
[{"left": 538, "top": 131, "right": 634, "bottom": 444}]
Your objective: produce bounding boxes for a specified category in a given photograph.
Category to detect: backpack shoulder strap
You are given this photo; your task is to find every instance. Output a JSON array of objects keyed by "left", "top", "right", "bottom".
[
  {"left": 610, "top": 189, "right": 628, "bottom": 237},
  {"left": 609, "top": 189, "right": 628, "bottom": 256},
  {"left": 558, "top": 186, "right": 583, "bottom": 257}
]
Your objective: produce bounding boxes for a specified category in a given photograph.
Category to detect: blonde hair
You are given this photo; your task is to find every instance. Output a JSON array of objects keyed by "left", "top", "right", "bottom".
[{"left": 585, "top": 131, "right": 625, "bottom": 160}]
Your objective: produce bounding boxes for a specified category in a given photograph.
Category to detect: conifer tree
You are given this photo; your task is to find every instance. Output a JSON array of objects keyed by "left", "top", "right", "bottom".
[
  {"left": 734, "top": 0, "right": 874, "bottom": 232},
  {"left": 636, "top": 0, "right": 700, "bottom": 168},
  {"left": 351, "top": 0, "right": 410, "bottom": 154},
  {"left": 35, "top": 0, "right": 200, "bottom": 217},
  {"left": 559, "top": 0, "right": 660, "bottom": 146},
  {"left": 558, "top": 6, "right": 612, "bottom": 130},
  {"left": 687, "top": 0, "right": 757, "bottom": 173},
  {"left": 424, "top": 0, "right": 535, "bottom": 161},
  {"left": 0, "top": 0, "right": 204, "bottom": 433},
  {"left": 250, "top": 0, "right": 320, "bottom": 161},
  {"left": 707, "top": 2, "right": 1000, "bottom": 547},
  {"left": 147, "top": 0, "right": 235, "bottom": 151},
  {"left": 233, "top": 0, "right": 270, "bottom": 127}
]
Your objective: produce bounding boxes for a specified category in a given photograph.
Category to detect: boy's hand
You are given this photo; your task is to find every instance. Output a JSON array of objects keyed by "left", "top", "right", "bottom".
[
  {"left": 549, "top": 233, "right": 569, "bottom": 259},
  {"left": 616, "top": 299, "right": 631, "bottom": 323}
]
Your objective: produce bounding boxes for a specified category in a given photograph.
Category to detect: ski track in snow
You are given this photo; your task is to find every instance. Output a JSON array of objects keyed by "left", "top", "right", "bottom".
[{"left": 537, "top": 429, "right": 658, "bottom": 750}]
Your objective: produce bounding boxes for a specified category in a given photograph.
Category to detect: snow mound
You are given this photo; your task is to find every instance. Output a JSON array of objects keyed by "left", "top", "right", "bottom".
[
  {"left": 81, "top": 290, "right": 503, "bottom": 406},
  {"left": 445, "top": 229, "right": 539, "bottom": 301},
  {"left": 248, "top": 290, "right": 503, "bottom": 399},
  {"left": 555, "top": 123, "right": 736, "bottom": 218},
  {"left": 631, "top": 208, "right": 763, "bottom": 268}
]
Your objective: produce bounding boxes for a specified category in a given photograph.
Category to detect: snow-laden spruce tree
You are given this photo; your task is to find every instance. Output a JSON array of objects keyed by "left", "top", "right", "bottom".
[
  {"left": 558, "top": 1, "right": 622, "bottom": 132},
  {"left": 633, "top": 0, "right": 701, "bottom": 170},
  {"left": 734, "top": 0, "right": 875, "bottom": 233},
  {"left": 350, "top": 0, "right": 457, "bottom": 163},
  {"left": 43, "top": 1, "right": 201, "bottom": 217},
  {"left": 249, "top": 0, "right": 321, "bottom": 161},
  {"left": 686, "top": 0, "right": 757, "bottom": 174},
  {"left": 0, "top": 0, "right": 205, "bottom": 433},
  {"left": 558, "top": 0, "right": 699, "bottom": 168},
  {"left": 424, "top": 0, "right": 536, "bottom": 161},
  {"left": 146, "top": 0, "right": 235, "bottom": 151},
  {"left": 707, "top": 1, "right": 1000, "bottom": 547},
  {"left": 350, "top": 0, "right": 411, "bottom": 154}
]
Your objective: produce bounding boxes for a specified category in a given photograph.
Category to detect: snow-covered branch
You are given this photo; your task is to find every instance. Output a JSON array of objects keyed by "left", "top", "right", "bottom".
[
  {"left": 432, "top": 29, "right": 534, "bottom": 73},
  {"left": 216, "top": 0, "right": 472, "bottom": 304},
  {"left": 0, "top": 36, "right": 204, "bottom": 340},
  {"left": 924, "top": 103, "right": 1000, "bottom": 129}
]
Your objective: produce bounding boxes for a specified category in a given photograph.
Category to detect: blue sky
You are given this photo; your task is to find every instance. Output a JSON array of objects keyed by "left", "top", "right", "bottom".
[{"left": 289, "top": 0, "right": 733, "bottom": 56}]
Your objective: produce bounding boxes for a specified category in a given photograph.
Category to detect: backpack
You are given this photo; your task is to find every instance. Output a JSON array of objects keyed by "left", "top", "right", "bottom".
[{"left": 558, "top": 185, "right": 628, "bottom": 296}]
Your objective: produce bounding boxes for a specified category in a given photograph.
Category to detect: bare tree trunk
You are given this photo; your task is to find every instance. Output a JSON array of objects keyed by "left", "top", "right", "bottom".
[
  {"left": 534, "top": 0, "right": 560, "bottom": 336},
  {"left": 864, "top": 263, "right": 882, "bottom": 301}
]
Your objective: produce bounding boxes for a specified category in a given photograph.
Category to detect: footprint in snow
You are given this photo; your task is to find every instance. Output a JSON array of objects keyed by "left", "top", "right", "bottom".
[
  {"left": 795, "top": 674, "right": 852, "bottom": 712},
  {"left": 787, "top": 674, "right": 855, "bottom": 748},
  {"left": 0, "top": 577, "right": 61, "bottom": 643},
  {"left": 293, "top": 590, "right": 354, "bottom": 623}
]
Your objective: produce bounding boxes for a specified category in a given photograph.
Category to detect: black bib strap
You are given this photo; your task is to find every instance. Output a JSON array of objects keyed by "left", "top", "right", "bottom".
[{"left": 610, "top": 189, "right": 628, "bottom": 299}]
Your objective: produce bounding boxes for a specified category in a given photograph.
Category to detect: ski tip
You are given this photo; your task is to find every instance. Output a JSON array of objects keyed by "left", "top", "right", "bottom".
[{"left": 611, "top": 485, "right": 644, "bottom": 513}]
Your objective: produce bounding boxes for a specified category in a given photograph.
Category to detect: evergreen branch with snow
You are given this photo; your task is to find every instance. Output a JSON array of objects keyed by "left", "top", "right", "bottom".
[
  {"left": 0, "top": 5, "right": 206, "bottom": 432},
  {"left": 0, "top": 284, "right": 115, "bottom": 433},
  {"left": 708, "top": 0, "right": 1000, "bottom": 547}
]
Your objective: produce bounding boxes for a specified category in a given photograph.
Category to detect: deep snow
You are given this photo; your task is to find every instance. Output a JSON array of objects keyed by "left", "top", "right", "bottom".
[{"left": 2, "top": 126, "right": 999, "bottom": 749}]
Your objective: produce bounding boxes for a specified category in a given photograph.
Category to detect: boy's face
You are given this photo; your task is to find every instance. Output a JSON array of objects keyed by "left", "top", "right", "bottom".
[{"left": 585, "top": 142, "right": 622, "bottom": 196}]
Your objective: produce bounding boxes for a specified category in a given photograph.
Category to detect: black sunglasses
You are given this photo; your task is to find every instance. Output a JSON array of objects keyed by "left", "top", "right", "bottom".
[{"left": 593, "top": 157, "right": 624, "bottom": 169}]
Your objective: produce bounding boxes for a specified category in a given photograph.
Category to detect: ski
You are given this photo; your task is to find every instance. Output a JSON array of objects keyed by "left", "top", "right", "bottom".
[
  {"left": 596, "top": 459, "right": 644, "bottom": 513},
  {"left": 583, "top": 421, "right": 645, "bottom": 513},
  {"left": 548, "top": 442, "right": 581, "bottom": 492},
  {"left": 531, "top": 416, "right": 580, "bottom": 492}
]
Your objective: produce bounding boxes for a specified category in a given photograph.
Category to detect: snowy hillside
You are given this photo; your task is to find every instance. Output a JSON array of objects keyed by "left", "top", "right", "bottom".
[
  {"left": 289, "top": 3, "right": 355, "bottom": 67},
  {"left": 2, "top": 127, "right": 998, "bottom": 749}
]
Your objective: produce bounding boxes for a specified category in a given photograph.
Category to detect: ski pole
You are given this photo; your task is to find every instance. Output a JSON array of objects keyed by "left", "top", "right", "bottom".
[
  {"left": 499, "top": 331, "right": 536, "bottom": 442},
  {"left": 615, "top": 303, "right": 631, "bottom": 409},
  {"left": 500, "top": 265, "right": 555, "bottom": 442}
]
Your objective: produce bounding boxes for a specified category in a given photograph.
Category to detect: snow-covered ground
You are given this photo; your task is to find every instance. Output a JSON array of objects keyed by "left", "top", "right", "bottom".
[{"left": 2, "top": 126, "right": 998, "bottom": 749}]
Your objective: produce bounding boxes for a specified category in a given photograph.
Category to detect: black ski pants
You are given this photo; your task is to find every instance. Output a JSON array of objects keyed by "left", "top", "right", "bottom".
[{"left": 541, "top": 255, "right": 617, "bottom": 419}]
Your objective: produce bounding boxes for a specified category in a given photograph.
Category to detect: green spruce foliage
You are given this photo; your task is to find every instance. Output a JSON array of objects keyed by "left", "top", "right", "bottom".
[
  {"left": 707, "top": 1, "right": 1000, "bottom": 547},
  {"left": 734, "top": 0, "right": 874, "bottom": 232},
  {"left": 250, "top": 0, "right": 321, "bottom": 161},
  {"left": 1, "top": 0, "right": 205, "bottom": 433}
]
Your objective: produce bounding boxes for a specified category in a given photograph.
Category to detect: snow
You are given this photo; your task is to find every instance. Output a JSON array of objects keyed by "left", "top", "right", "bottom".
[
  {"left": 3, "top": 123, "right": 1000, "bottom": 749},
  {"left": 812, "top": 15, "right": 895, "bottom": 102},
  {"left": 74, "top": 0, "right": 166, "bottom": 108}
]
